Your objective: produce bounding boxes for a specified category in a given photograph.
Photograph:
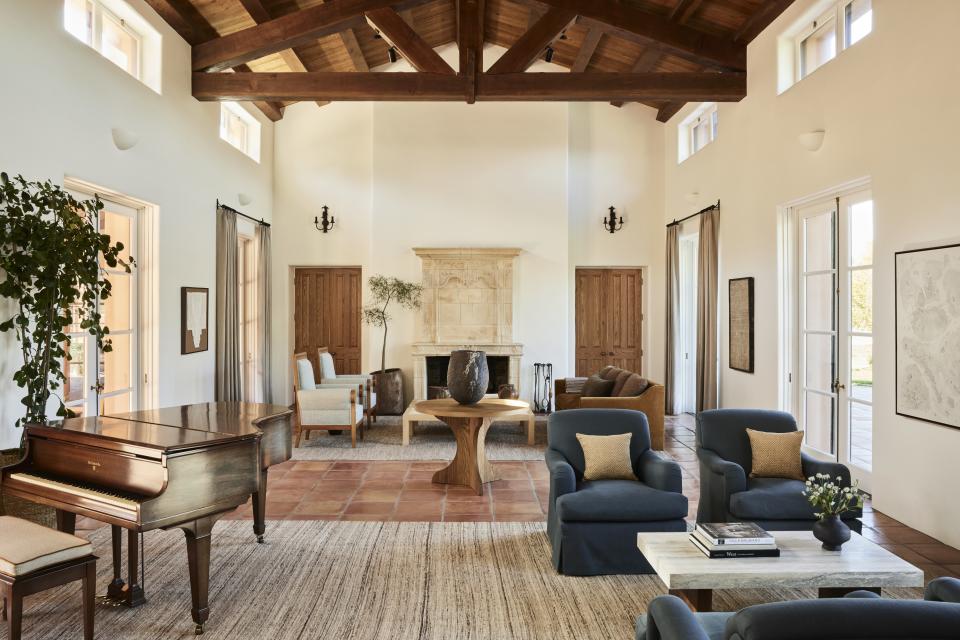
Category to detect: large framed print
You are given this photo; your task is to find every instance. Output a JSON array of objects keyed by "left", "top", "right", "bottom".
[
  {"left": 728, "top": 277, "right": 755, "bottom": 373},
  {"left": 895, "top": 243, "right": 960, "bottom": 430},
  {"left": 181, "top": 287, "right": 209, "bottom": 355}
]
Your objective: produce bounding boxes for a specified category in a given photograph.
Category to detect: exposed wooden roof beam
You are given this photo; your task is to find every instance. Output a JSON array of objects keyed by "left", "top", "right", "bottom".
[
  {"left": 518, "top": 0, "right": 746, "bottom": 71},
  {"left": 670, "top": 0, "right": 704, "bottom": 23},
  {"left": 143, "top": 0, "right": 285, "bottom": 120},
  {"left": 656, "top": 101, "right": 687, "bottom": 123},
  {"left": 487, "top": 8, "right": 576, "bottom": 74},
  {"left": 735, "top": 0, "right": 796, "bottom": 43},
  {"left": 192, "top": 0, "right": 432, "bottom": 72},
  {"left": 610, "top": 47, "right": 661, "bottom": 107},
  {"left": 339, "top": 29, "right": 370, "bottom": 72},
  {"left": 366, "top": 7, "right": 455, "bottom": 74},
  {"left": 193, "top": 70, "right": 746, "bottom": 103},
  {"left": 570, "top": 27, "right": 602, "bottom": 73},
  {"left": 457, "top": 0, "right": 485, "bottom": 103}
]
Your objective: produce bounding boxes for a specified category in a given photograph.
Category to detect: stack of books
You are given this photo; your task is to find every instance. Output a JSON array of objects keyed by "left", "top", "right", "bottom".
[{"left": 690, "top": 523, "right": 780, "bottom": 558}]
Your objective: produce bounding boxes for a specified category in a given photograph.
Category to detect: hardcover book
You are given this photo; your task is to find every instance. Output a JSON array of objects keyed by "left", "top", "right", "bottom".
[
  {"left": 696, "top": 522, "right": 774, "bottom": 545},
  {"left": 690, "top": 535, "right": 781, "bottom": 559}
]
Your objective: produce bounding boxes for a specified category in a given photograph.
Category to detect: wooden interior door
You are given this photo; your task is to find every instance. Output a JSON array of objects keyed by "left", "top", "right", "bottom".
[
  {"left": 294, "top": 267, "right": 362, "bottom": 377},
  {"left": 575, "top": 268, "right": 644, "bottom": 376}
]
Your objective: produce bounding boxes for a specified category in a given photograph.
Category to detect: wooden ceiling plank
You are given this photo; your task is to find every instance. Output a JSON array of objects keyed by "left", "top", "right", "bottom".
[
  {"left": 519, "top": 0, "right": 746, "bottom": 71},
  {"left": 366, "top": 7, "right": 455, "bottom": 74},
  {"left": 735, "top": 0, "right": 796, "bottom": 43},
  {"left": 192, "top": 0, "right": 434, "bottom": 72},
  {"left": 143, "top": 0, "right": 285, "bottom": 119},
  {"left": 656, "top": 101, "right": 687, "bottom": 122},
  {"left": 570, "top": 27, "right": 602, "bottom": 72},
  {"left": 457, "top": 0, "right": 485, "bottom": 103},
  {"left": 339, "top": 29, "right": 371, "bottom": 72},
  {"left": 193, "top": 70, "right": 746, "bottom": 102},
  {"left": 670, "top": 0, "right": 704, "bottom": 24},
  {"left": 610, "top": 47, "right": 661, "bottom": 107},
  {"left": 487, "top": 7, "right": 576, "bottom": 74}
]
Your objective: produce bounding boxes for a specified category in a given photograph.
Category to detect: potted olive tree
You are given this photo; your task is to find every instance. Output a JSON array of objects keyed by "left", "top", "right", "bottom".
[
  {"left": 0, "top": 173, "right": 132, "bottom": 522},
  {"left": 362, "top": 275, "right": 422, "bottom": 415}
]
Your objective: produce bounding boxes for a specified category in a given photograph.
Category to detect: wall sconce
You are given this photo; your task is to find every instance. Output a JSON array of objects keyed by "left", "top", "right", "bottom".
[
  {"left": 111, "top": 128, "right": 138, "bottom": 151},
  {"left": 798, "top": 129, "right": 826, "bottom": 152},
  {"left": 237, "top": 193, "right": 253, "bottom": 206},
  {"left": 314, "top": 205, "right": 336, "bottom": 233},
  {"left": 603, "top": 206, "right": 624, "bottom": 234}
]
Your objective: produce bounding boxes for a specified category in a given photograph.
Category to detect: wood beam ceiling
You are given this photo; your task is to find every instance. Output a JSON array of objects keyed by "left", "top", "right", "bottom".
[
  {"left": 487, "top": 8, "right": 576, "bottom": 74},
  {"left": 457, "top": 0, "right": 485, "bottom": 103},
  {"left": 143, "top": 0, "right": 285, "bottom": 120},
  {"left": 193, "top": 70, "right": 746, "bottom": 103},
  {"left": 366, "top": 7, "right": 455, "bottom": 74},
  {"left": 570, "top": 27, "right": 602, "bottom": 73}
]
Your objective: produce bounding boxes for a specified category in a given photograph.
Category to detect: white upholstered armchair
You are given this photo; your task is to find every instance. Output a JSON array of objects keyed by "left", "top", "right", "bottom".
[
  {"left": 292, "top": 353, "right": 365, "bottom": 447},
  {"left": 317, "top": 348, "right": 377, "bottom": 427}
]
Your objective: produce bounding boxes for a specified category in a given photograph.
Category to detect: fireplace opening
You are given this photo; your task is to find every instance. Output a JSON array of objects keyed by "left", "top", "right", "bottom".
[{"left": 426, "top": 355, "right": 510, "bottom": 395}]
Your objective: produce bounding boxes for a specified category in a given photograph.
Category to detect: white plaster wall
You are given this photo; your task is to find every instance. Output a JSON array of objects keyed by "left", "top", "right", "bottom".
[
  {"left": 662, "top": 0, "right": 960, "bottom": 547},
  {"left": 0, "top": 0, "right": 275, "bottom": 448}
]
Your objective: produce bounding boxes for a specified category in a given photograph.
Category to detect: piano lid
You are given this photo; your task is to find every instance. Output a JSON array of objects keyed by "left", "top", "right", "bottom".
[
  {"left": 108, "top": 402, "right": 292, "bottom": 437},
  {"left": 27, "top": 415, "right": 256, "bottom": 453}
]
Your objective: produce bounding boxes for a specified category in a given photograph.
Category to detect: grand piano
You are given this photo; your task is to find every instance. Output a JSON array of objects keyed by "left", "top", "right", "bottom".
[{"left": 0, "top": 402, "right": 292, "bottom": 635}]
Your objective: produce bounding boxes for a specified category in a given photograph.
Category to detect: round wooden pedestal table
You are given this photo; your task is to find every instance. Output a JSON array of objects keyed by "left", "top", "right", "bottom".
[{"left": 413, "top": 398, "right": 531, "bottom": 495}]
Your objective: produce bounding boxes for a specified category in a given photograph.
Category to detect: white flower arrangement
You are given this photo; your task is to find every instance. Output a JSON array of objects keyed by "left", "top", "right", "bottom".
[{"left": 803, "top": 473, "right": 864, "bottom": 519}]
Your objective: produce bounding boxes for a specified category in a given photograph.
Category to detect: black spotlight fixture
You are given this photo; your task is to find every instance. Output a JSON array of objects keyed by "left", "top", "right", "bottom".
[
  {"left": 314, "top": 205, "right": 336, "bottom": 233},
  {"left": 544, "top": 46, "right": 555, "bottom": 63},
  {"left": 387, "top": 46, "right": 399, "bottom": 63},
  {"left": 603, "top": 206, "right": 624, "bottom": 234}
]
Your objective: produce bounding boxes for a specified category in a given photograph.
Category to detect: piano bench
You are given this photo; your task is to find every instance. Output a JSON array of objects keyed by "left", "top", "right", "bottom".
[{"left": 0, "top": 516, "right": 97, "bottom": 640}]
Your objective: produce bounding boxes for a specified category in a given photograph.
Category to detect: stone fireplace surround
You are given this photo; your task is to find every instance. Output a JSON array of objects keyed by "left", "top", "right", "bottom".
[{"left": 411, "top": 248, "right": 523, "bottom": 402}]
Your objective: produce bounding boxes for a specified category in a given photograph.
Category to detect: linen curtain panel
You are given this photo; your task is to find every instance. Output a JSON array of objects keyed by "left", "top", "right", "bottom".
[
  {"left": 255, "top": 224, "right": 272, "bottom": 403},
  {"left": 696, "top": 208, "right": 720, "bottom": 411},
  {"left": 215, "top": 206, "right": 242, "bottom": 401},
  {"left": 664, "top": 224, "right": 681, "bottom": 415}
]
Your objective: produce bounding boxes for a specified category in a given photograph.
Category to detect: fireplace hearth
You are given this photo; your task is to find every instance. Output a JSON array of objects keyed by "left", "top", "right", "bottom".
[{"left": 426, "top": 355, "right": 510, "bottom": 395}]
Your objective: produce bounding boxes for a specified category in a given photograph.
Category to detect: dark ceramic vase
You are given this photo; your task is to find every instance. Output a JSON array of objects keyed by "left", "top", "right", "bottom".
[
  {"left": 447, "top": 350, "right": 489, "bottom": 405},
  {"left": 813, "top": 515, "right": 851, "bottom": 551}
]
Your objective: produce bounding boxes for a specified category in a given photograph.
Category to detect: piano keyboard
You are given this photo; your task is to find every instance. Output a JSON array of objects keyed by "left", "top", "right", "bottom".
[{"left": 9, "top": 473, "right": 143, "bottom": 508}]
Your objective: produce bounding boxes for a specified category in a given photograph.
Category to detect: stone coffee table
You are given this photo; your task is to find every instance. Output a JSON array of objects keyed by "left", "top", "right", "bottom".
[{"left": 636, "top": 531, "right": 924, "bottom": 611}]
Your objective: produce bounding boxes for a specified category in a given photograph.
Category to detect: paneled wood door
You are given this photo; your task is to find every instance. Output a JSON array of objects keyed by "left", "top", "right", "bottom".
[
  {"left": 294, "top": 268, "right": 362, "bottom": 378},
  {"left": 575, "top": 268, "right": 643, "bottom": 376}
]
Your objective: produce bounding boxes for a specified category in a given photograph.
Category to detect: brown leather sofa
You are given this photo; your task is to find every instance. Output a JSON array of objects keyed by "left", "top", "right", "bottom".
[{"left": 555, "top": 366, "right": 665, "bottom": 450}]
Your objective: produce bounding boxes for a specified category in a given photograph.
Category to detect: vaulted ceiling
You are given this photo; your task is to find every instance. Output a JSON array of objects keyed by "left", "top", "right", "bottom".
[{"left": 145, "top": 0, "right": 795, "bottom": 122}]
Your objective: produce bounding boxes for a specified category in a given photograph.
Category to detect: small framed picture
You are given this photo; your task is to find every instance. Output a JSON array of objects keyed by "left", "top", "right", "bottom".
[
  {"left": 181, "top": 287, "right": 209, "bottom": 354},
  {"left": 728, "top": 277, "right": 755, "bottom": 373}
]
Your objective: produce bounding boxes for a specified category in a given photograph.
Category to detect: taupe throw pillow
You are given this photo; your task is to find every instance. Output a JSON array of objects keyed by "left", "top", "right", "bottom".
[
  {"left": 618, "top": 373, "right": 649, "bottom": 397},
  {"left": 611, "top": 370, "right": 633, "bottom": 396},
  {"left": 576, "top": 433, "right": 638, "bottom": 481},
  {"left": 582, "top": 375, "right": 615, "bottom": 397},
  {"left": 746, "top": 429, "right": 805, "bottom": 480},
  {"left": 598, "top": 365, "right": 617, "bottom": 379},
  {"left": 600, "top": 366, "right": 624, "bottom": 381}
]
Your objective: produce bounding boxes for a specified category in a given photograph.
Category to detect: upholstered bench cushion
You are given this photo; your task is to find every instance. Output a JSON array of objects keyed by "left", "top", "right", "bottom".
[{"left": 0, "top": 516, "right": 93, "bottom": 577}]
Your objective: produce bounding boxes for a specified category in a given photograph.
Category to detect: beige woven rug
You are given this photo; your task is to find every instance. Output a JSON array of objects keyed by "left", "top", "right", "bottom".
[
  {"left": 293, "top": 415, "right": 547, "bottom": 461},
  {"left": 10, "top": 521, "right": 922, "bottom": 640}
]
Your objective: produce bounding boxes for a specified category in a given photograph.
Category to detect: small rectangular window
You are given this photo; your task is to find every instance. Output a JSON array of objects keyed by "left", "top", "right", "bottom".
[
  {"left": 220, "top": 103, "right": 262, "bottom": 163},
  {"left": 63, "top": 0, "right": 161, "bottom": 92},
  {"left": 799, "top": 14, "right": 836, "bottom": 78},
  {"left": 844, "top": 0, "right": 873, "bottom": 48},
  {"left": 678, "top": 103, "right": 718, "bottom": 162}
]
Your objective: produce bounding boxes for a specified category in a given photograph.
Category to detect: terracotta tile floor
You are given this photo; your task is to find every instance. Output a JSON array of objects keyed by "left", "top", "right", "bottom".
[{"left": 78, "top": 414, "right": 960, "bottom": 584}]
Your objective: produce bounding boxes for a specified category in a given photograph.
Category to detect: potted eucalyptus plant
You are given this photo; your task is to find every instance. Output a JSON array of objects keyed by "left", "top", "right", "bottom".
[
  {"left": 362, "top": 275, "right": 422, "bottom": 415},
  {"left": 0, "top": 173, "right": 132, "bottom": 522}
]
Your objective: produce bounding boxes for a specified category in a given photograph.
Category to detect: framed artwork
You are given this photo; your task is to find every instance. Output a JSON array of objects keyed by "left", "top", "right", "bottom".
[
  {"left": 728, "top": 277, "right": 754, "bottom": 373},
  {"left": 895, "top": 243, "right": 960, "bottom": 430},
  {"left": 181, "top": 287, "right": 209, "bottom": 354}
]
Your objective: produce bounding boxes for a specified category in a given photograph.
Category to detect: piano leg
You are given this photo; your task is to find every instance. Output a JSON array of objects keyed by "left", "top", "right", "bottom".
[
  {"left": 55, "top": 509, "right": 76, "bottom": 535},
  {"left": 106, "top": 527, "right": 145, "bottom": 607},
  {"left": 179, "top": 514, "right": 221, "bottom": 635},
  {"left": 251, "top": 468, "right": 268, "bottom": 544}
]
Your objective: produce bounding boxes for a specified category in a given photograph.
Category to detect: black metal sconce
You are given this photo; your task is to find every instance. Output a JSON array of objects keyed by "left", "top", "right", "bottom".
[
  {"left": 314, "top": 206, "right": 335, "bottom": 233},
  {"left": 603, "top": 206, "right": 624, "bottom": 234}
]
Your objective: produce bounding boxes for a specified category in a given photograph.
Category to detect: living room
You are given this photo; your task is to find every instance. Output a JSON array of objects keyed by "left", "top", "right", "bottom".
[{"left": 0, "top": 0, "right": 958, "bottom": 638}]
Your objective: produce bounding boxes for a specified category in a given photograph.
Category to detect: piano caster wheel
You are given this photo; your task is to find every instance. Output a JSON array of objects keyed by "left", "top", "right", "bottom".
[
  {"left": 257, "top": 535, "right": 264, "bottom": 544},
  {"left": 195, "top": 623, "right": 205, "bottom": 635}
]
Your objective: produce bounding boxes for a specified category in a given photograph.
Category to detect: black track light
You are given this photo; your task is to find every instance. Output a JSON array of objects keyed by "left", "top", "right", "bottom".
[
  {"left": 544, "top": 46, "right": 554, "bottom": 63},
  {"left": 387, "top": 46, "right": 399, "bottom": 63}
]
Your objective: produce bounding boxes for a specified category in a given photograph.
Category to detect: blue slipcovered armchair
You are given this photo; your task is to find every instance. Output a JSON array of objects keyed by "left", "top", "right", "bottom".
[
  {"left": 546, "top": 409, "right": 687, "bottom": 576},
  {"left": 636, "top": 577, "right": 960, "bottom": 640},
  {"left": 696, "top": 409, "right": 861, "bottom": 532}
]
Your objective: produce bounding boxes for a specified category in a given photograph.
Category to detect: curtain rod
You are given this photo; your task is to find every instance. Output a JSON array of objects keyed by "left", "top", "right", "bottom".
[
  {"left": 666, "top": 200, "right": 720, "bottom": 228},
  {"left": 217, "top": 200, "right": 270, "bottom": 228}
]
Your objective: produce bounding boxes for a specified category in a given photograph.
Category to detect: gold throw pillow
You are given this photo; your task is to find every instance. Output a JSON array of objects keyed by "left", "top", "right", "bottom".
[
  {"left": 575, "top": 433, "right": 638, "bottom": 481},
  {"left": 746, "top": 429, "right": 805, "bottom": 480}
]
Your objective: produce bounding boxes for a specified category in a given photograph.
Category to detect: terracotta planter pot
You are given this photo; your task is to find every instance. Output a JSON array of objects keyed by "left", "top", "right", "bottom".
[
  {"left": 372, "top": 368, "right": 405, "bottom": 415},
  {"left": 0, "top": 448, "right": 56, "bottom": 527}
]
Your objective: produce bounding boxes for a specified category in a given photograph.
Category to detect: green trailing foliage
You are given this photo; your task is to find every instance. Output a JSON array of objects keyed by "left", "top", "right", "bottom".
[
  {"left": 362, "top": 275, "right": 422, "bottom": 374},
  {"left": 0, "top": 173, "right": 133, "bottom": 437}
]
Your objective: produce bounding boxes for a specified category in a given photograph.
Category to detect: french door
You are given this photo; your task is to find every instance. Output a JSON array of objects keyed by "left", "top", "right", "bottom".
[
  {"left": 678, "top": 234, "right": 699, "bottom": 413},
  {"left": 64, "top": 201, "right": 139, "bottom": 417},
  {"left": 574, "top": 268, "right": 644, "bottom": 376},
  {"left": 791, "top": 187, "right": 873, "bottom": 488}
]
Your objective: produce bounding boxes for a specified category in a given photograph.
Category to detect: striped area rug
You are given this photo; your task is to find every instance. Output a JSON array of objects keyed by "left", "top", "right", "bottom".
[{"left": 8, "top": 521, "right": 922, "bottom": 640}]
